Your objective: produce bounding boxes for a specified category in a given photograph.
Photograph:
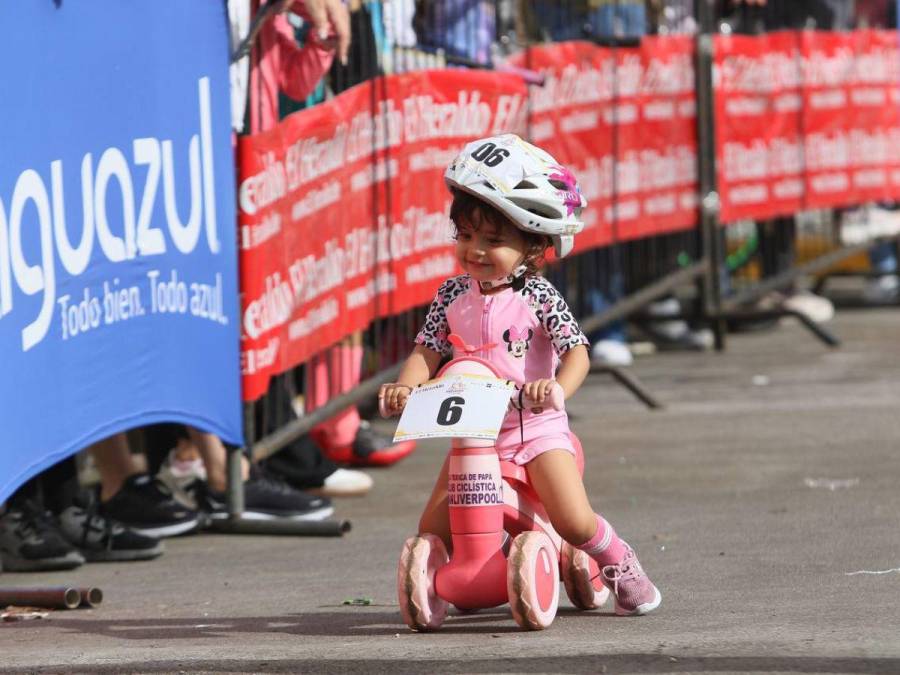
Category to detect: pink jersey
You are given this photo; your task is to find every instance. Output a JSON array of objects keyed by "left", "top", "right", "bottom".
[{"left": 415, "top": 274, "right": 588, "bottom": 459}]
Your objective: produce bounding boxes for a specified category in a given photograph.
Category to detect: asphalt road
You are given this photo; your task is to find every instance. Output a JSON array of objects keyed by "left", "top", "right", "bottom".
[{"left": 2, "top": 308, "right": 899, "bottom": 674}]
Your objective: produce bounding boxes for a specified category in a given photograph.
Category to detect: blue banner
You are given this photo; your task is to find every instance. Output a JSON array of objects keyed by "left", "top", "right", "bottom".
[{"left": 0, "top": 2, "right": 242, "bottom": 503}]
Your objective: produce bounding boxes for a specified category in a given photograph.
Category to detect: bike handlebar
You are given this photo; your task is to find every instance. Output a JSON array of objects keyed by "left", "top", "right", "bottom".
[{"left": 378, "top": 381, "right": 564, "bottom": 418}]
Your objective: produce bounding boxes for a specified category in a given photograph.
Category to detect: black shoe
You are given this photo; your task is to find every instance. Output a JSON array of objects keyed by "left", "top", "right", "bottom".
[
  {"left": 101, "top": 474, "right": 200, "bottom": 539},
  {"left": 192, "top": 468, "right": 334, "bottom": 522},
  {"left": 58, "top": 491, "right": 164, "bottom": 562},
  {"left": 0, "top": 501, "right": 85, "bottom": 571}
]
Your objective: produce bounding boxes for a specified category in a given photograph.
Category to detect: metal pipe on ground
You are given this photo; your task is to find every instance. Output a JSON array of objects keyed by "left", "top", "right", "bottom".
[
  {"left": 210, "top": 517, "right": 352, "bottom": 537},
  {"left": 0, "top": 587, "right": 81, "bottom": 609},
  {"left": 78, "top": 587, "right": 103, "bottom": 608}
]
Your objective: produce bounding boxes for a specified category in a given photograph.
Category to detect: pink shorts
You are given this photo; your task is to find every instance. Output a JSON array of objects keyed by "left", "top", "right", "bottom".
[{"left": 494, "top": 409, "right": 577, "bottom": 466}]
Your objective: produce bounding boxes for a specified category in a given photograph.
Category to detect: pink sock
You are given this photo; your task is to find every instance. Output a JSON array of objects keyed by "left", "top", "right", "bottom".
[
  {"left": 338, "top": 344, "right": 363, "bottom": 392},
  {"left": 312, "top": 345, "right": 362, "bottom": 447},
  {"left": 305, "top": 353, "right": 330, "bottom": 412},
  {"left": 575, "top": 515, "right": 627, "bottom": 568}
]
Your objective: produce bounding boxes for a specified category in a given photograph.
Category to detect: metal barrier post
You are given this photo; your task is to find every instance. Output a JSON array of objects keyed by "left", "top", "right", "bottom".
[
  {"left": 225, "top": 402, "right": 251, "bottom": 519},
  {"left": 214, "top": 396, "right": 351, "bottom": 537},
  {"left": 694, "top": 0, "right": 727, "bottom": 351}
]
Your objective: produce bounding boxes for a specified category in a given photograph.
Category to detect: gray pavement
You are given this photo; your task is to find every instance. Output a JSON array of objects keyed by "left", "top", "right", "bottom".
[{"left": 2, "top": 308, "right": 900, "bottom": 674}]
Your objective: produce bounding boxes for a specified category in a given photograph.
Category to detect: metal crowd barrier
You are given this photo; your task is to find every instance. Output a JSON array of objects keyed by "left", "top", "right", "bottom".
[{"left": 223, "top": 0, "right": 900, "bottom": 533}]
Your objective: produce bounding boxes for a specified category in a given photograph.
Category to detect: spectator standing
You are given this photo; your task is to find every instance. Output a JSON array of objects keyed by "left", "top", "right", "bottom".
[
  {"left": 413, "top": 0, "right": 496, "bottom": 65},
  {"left": 243, "top": 0, "right": 414, "bottom": 474}
]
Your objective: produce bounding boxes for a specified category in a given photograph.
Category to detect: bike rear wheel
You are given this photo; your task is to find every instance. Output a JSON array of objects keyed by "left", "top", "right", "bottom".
[{"left": 561, "top": 541, "right": 610, "bottom": 610}]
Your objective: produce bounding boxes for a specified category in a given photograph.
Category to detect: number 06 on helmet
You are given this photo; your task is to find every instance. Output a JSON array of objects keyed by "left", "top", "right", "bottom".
[{"left": 444, "top": 134, "right": 587, "bottom": 258}]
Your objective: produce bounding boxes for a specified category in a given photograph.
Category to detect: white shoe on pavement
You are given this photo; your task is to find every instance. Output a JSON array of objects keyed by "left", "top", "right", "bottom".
[
  {"left": 591, "top": 339, "right": 634, "bottom": 367},
  {"left": 308, "top": 468, "right": 374, "bottom": 497},
  {"left": 781, "top": 291, "right": 834, "bottom": 324}
]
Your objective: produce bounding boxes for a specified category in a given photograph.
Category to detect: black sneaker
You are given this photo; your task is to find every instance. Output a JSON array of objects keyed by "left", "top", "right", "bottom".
[
  {"left": 0, "top": 502, "right": 85, "bottom": 571},
  {"left": 100, "top": 474, "right": 200, "bottom": 538},
  {"left": 58, "top": 492, "right": 165, "bottom": 562},
  {"left": 191, "top": 468, "right": 334, "bottom": 522}
]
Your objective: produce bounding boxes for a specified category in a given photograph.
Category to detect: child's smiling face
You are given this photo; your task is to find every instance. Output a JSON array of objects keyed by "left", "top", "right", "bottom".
[{"left": 453, "top": 212, "right": 527, "bottom": 284}]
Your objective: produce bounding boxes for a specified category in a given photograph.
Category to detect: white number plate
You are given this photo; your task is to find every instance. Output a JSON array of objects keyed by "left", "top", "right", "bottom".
[{"left": 393, "top": 374, "right": 513, "bottom": 442}]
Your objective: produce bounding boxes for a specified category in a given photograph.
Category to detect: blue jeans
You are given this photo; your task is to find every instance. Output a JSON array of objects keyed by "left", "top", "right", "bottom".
[
  {"left": 588, "top": 3, "right": 646, "bottom": 39},
  {"left": 869, "top": 241, "right": 898, "bottom": 275},
  {"left": 532, "top": 2, "right": 646, "bottom": 41}
]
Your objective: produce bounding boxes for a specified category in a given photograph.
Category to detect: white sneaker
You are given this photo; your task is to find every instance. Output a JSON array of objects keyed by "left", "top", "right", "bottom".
[
  {"left": 867, "top": 206, "right": 900, "bottom": 238},
  {"left": 781, "top": 291, "right": 834, "bottom": 323},
  {"left": 862, "top": 275, "right": 900, "bottom": 304},
  {"left": 839, "top": 206, "right": 872, "bottom": 245},
  {"left": 308, "top": 469, "right": 373, "bottom": 497},
  {"left": 591, "top": 339, "right": 634, "bottom": 367}
]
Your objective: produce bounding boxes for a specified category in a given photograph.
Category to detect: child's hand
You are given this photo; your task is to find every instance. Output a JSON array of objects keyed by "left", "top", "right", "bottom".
[
  {"left": 378, "top": 383, "right": 412, "bottom": 417},
  {"left": 522, "top": 379, "right": 556, "bottom": 404}
]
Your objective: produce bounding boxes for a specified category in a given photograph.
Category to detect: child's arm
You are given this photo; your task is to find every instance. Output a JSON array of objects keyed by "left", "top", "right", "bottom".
[
  {"left": 522, "top": 344, "right": 589, "bottom": 404},
  {"left": 379, "top": 345, "right": 443, "bottom": 414},
  {"left": 556, "top": 344, "right": 589, "bottom": 397}
]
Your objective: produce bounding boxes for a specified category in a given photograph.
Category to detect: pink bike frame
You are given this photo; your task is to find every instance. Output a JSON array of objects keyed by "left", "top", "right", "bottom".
[{"left": 429, "top": 356, "right": 584, "bottom": 610}]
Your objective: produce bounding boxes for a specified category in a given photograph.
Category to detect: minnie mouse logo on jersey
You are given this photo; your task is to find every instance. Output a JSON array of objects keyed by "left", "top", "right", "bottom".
[{"left": 502, "top": 325, "right": 533, "bottom": 358}]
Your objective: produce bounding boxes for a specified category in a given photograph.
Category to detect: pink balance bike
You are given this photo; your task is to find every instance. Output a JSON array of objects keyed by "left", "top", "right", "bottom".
[{"left": 383, "top": 342, "right": 610, "bottom": 631}]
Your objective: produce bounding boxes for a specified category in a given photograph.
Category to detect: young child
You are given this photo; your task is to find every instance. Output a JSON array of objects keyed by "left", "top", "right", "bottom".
[{"left": 379, "top": 134, "right": 661, "bottom": 616}]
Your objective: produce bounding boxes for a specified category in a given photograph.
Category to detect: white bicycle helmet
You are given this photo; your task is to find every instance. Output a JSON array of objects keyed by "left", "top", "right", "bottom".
[{"left": 444, "top": 134, "right": 586, "bottom": 257}]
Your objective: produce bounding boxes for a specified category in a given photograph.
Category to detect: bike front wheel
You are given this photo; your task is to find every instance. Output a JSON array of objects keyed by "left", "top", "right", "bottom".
[
  {"left": 507, "top": 531, "right": 560, "bottom": 630},
  {"left": 397, "top": 534, "right": 450, "bottom": 631}
]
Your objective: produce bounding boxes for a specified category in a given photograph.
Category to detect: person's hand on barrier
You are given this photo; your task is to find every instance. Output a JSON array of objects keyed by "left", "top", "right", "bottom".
[
  {"left": 298, "top": 0, "right": 351, "bottom": 65},
  {"left": 378, "top": 383, "right": 413, "bottom": 417}
]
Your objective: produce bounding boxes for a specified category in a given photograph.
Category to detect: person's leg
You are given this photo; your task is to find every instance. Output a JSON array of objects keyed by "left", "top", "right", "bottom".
[
  {"left": 187, "top": 427, "right": 333, "bottom": 521},
  {"left": 91, "top": 432, "right": 199, "bottom": 538},
  {"left": 864, "top": 239, "right": 900, "bottom": 302},
  {"left": 524, "top": 450, "right": 620, "bottom": 557},
  {"left": 53, "top": 453, "right": 164, "bottom": 563},
  {"left": 314, "top": 339, "right": 363, "bottom": 448},
  {"left": 90, "top": 433, "right": 139, "bottom": 502},
  {"left": 261, "top": 367, "right": 372, "bottom": 495},
  {"left": 417, "top": 451, "right": 452, "bottom": 551},
  {"left": 587, "top": 247, "right": 632, "bottom": 366},
  {"left": 38, "top": 455, "right": 79, "bottom": 515},
  {"left": 525, "top": 449, "right": 660, "bottom": 615},
  {"left": 143, "top": 424, "right": 192, "bottom": 477},
  {"left": 188, "top": 427, "right": 247, "bottom": 493},
  {"left": 309, "top": 336, "right": 416, "bottom": 467},
  {"left": 0, "top": 468, "right": 85, "bottom": 571}
]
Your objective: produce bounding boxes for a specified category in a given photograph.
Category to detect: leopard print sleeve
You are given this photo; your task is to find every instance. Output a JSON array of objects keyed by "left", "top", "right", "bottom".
[
  {"left": 522, "top": 277, "right": 589, "bottom": 356},
  {"left": 414, "top": 275, "right": 470, "bottom": 356}
]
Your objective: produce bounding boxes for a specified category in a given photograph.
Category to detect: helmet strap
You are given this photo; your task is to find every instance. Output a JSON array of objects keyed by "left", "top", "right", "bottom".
[{"left": 478, "top": 264, "right": 528, "bottom": 291}]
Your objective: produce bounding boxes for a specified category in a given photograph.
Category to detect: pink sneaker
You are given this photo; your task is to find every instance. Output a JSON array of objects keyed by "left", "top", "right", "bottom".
[{"left": 600, "top": 543, "right": 661, "bottom": 616}]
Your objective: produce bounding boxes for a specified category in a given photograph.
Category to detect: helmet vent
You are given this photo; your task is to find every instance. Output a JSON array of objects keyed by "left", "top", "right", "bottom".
[
  {"left": 509, "top": 197, "right": 562, "bottom": 219},
  {"left": 514, "top": 180, "right": 538, "bottom": 190}
]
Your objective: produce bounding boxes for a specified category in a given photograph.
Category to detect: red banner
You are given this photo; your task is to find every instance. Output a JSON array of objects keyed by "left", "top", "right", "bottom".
[
  {"left": 238, "top": 31, "right": 900, "bottom": 400},
  {"left": 802, "top": 30, "right": 900, "bottom": 209},
  {"left": 238, "top": 70, "right": 527, "bottom": 400},
  {"left": 511, "top": 37, "right": 699, "bottom": 254},
  {"left": 715, "top": 29, "right": 900, "bottom": 222},
  {"left": 715, "top": 32, "right": 804, "bottom": 222}
]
